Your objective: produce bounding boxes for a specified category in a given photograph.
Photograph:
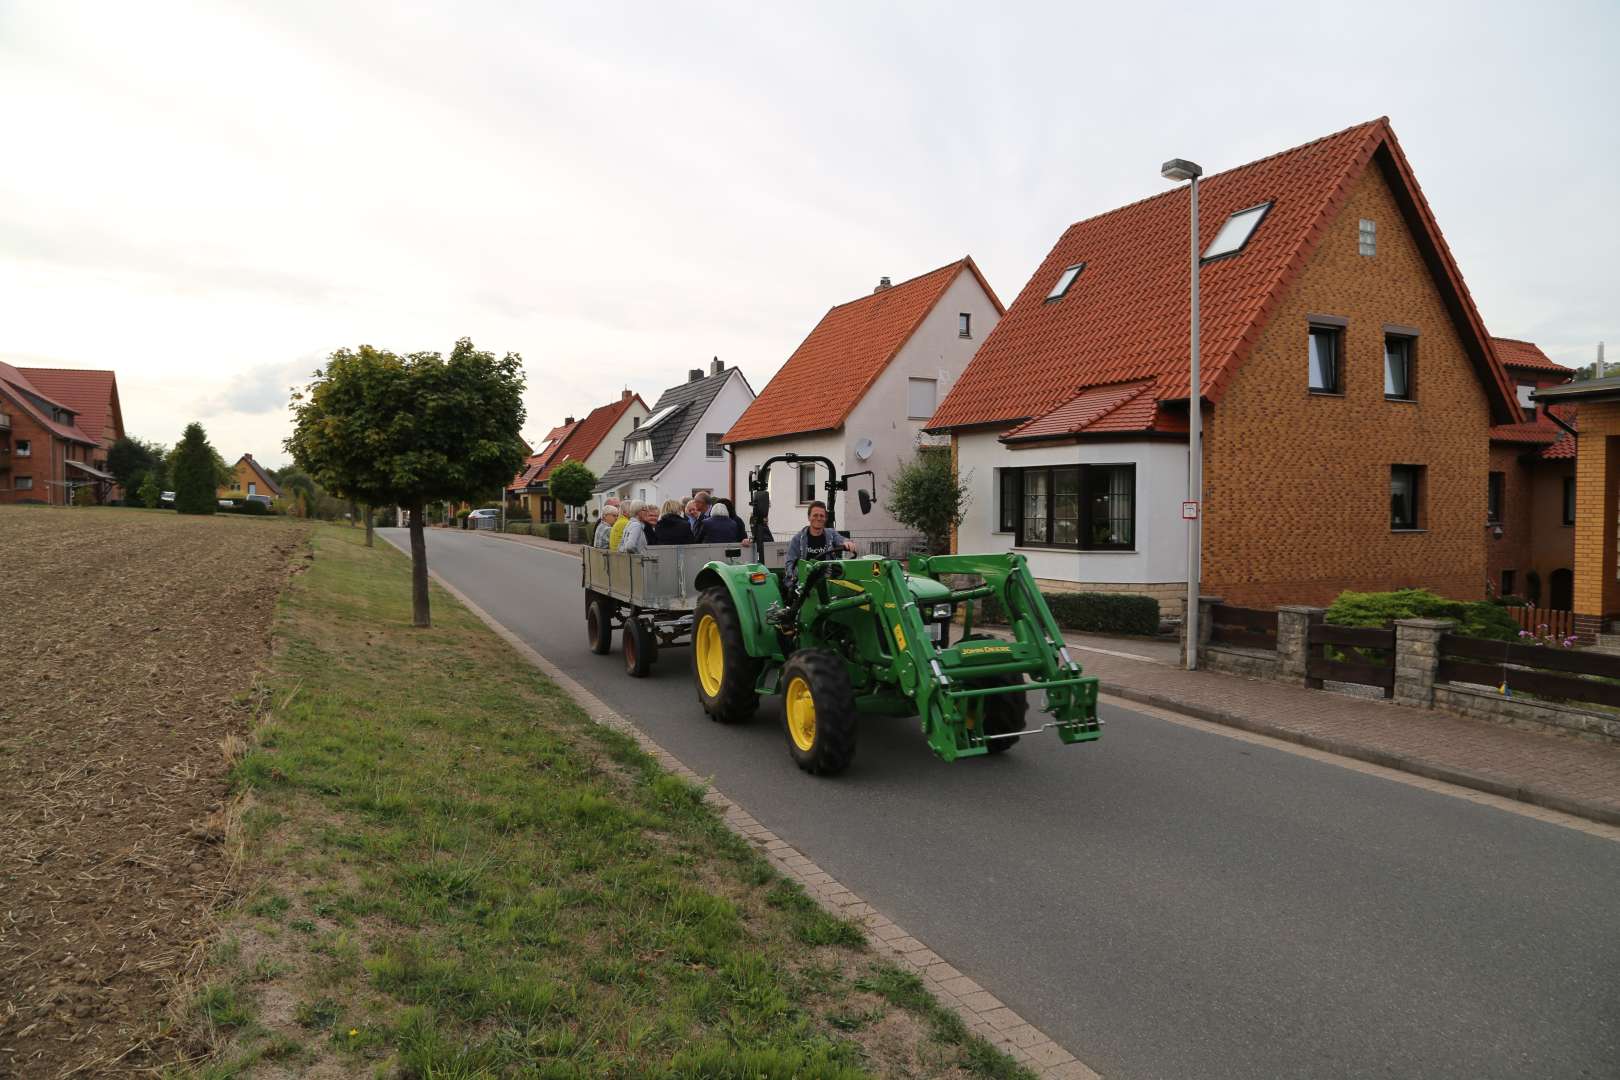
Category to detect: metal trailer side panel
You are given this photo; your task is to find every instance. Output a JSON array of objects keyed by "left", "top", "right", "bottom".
[{"left": 582, "top": 542, "right": 790, "bottom": 613}]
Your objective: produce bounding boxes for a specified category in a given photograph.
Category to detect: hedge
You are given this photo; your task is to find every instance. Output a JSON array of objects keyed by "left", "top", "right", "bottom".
[
  {"left": 545, "top": 522, "right": 571, "bottom": 541},
  {"left": 977, "top": 589, "right": 1160, "bottom": 637},
  {"left": 1325, "top": 588, "right": 1519, "bottom": 642}
]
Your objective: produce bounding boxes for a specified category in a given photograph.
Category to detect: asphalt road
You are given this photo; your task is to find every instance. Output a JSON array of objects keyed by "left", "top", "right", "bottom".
[{"left": 385, "top": 528, "right": 1620, "bottom": 1080}]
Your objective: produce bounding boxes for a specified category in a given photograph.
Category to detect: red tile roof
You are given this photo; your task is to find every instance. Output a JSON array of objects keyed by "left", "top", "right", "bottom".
[
  {"left": 17, "top": 368, "right": 122, "bottom": 445},
  {"left": 1001, "top": 381, "right": 1158, "bottom": 442},
  {"left": 0, "top": 361, "right": 98, "bottom": 446},
  {"left": 930, "top": 118, "right": 1520, "bottom": 432},
  {"left": 1541, "top": 433, "right": 1576, "bottom": 460},
  {"left": 1492, "top": 337, "right": 1569, "bottom": 373},
  {"left": 536, "top": 393, "right": 646, "bottom": 482},
  {"left": 723, "top": 257, "right": 1003, "bottom": 445},
  {"left": 1489, "top": 422, "right": 1558, "bottom": 444},
  {"left": 508, "top": 418, "right": 581, "bottom": 492}
]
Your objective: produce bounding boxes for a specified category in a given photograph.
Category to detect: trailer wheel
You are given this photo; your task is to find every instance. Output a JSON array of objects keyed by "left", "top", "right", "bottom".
[
  {"left": 780, "top": 650, "right": 857, "bottom": 776},
  {"left": 958, "top": 635, "right": 1027, "bottom": 753},
  {"left": 693, "top": 589, "right": 761, "bottom": 723},
  {"left": 624, "top": 618, "right": 658, "bottom": 678},
  {"left": 586, "top": 593, "right": 614, "bottom": 655}
]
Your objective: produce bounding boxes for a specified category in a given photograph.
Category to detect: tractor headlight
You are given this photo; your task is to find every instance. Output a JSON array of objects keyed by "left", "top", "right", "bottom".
[{"left": 927, "top": 603, "right": 953, "bottom": 622}]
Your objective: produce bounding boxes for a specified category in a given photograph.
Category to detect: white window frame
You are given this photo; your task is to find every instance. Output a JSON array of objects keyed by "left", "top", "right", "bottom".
[
  {"left": 907, "top": 377, "right": 938, "bottom": 420},
  {"left": 15, "top": 439, "right": 31, "bottom": 458},
  {"left": 1046, "top": 263, "right": 1085, "bottom": 301},
  {"left": 798, "top": 463, "right": 817, "bottom": 505},
  {"left": 705, "top": 433, "right": 724, "bottom": 459},
  {"left": 958, "top": 312, "right": 972, "bottom": 338},
  {"left": 16, "top": 476, "right": 33, "bottom": 490},
  {"left": 1203, "top": 202, "right": 1272, "bottom": 261}
]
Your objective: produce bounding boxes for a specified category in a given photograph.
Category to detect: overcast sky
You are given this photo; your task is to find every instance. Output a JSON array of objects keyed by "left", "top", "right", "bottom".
[{"left": 3, "top": 0, "right": 1615, "bottom": 467}]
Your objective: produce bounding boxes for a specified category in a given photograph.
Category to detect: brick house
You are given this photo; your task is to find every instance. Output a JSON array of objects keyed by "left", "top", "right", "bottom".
[
  {"left": 509, "top": 391, "right": 648, "bottom": 521},
  {"left": 723, "top": 258, "right": 1004, "bottom": 544},
  {"left": 0, "top": 362, "right": 120, "bottom": 505},
  {"left": 1485, "top": 338, "right": 1576, "bottom": 608},
  {"left": 929, "top": 118, "right": 1522, "bottom": 613}
]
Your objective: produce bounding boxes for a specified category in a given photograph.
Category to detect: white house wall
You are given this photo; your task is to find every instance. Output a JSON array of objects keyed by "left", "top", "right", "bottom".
[
  {"left": 842, "top": 269, "right": 1002, "bottom": 537},
  {"left": 954, "top": 432, "right": 1190, "bottom": 606},
  {"left": 728, "top": 430, "right": 845, "bottom": 540},
  {"left": 654, "top": 370, "right": 756, "bottom": 509},
  {"left": 581, "top": 399, "right": 649, "bottom": 479}
]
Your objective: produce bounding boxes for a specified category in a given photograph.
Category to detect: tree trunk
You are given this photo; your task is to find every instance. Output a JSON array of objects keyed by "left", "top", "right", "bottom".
[
  {"left": 363, "top": 504, "right": 374, "bottom": 548},
  {"left": 408, "top": 501, "right": 431, "bottom": 628}
]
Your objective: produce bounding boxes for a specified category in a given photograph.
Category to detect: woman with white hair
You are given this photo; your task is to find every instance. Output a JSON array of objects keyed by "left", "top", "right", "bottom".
[{"left": 594, "top": 504, "right": 619, "bottom": 549}]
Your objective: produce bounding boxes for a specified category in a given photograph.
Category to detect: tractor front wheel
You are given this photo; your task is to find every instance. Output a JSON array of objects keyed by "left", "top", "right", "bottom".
[
  {"left": 623, "top": 618, "right": 657, "bottom": 678},
  {"left": 693, "top": 588, "right": 761, "bottom": 723},
  {"left": 780, "top": 650, "right": 857, "bottom": 776},
  {"left": 585, "top": 592, "right": 614, "bottom": 655},
  {"left": 958, "top": 635, "right": 1028, "bottom": 753}
]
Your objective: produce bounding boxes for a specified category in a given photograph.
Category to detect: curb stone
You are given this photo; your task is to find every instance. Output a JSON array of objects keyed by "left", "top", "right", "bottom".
[{"left": 422, "top": 564, "right": 1102, "bottom": 1080}]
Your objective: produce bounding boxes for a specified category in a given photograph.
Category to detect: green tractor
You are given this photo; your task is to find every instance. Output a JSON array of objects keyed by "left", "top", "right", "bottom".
[{"left": 690, "top": 453, "right": 1101, "bottom": 775}]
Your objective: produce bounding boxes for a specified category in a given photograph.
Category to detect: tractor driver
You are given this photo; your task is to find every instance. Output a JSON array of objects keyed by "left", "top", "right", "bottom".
[{"left": 784, "top": 500, "right": 857, "bottom": 584}]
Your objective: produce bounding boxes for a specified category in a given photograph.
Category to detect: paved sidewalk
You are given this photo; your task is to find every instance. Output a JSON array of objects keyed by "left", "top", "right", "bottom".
[
  {"left": 479, "top": 530, "right": 1620, "bottom": 826},
  {"left": 1060, "top": 635, "right": 1620, "bottom": 826}
]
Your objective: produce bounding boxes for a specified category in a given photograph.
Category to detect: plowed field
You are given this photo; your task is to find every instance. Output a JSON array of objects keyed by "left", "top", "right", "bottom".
[{"left": 0, "top": 507, "right": 307, "bottom": 1078}]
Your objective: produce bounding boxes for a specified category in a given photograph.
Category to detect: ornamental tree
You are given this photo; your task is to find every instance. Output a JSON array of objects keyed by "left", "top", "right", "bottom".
[
  {"left": 887, "top": 446, "right": 971, "bottom": 554},
  {"left": 172, "top": 422, "right": 224, "bottom": 515},
  {"left": 548, "top": 459, "right": 597, "bottom": 519},
  {"left": 285, "top": 339, "right": 527, "bottom": 627}
]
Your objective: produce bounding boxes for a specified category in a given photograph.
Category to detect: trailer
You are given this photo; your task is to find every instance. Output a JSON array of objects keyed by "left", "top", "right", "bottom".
[{"left": 582, "top": 541, "right": 790, "bottom": 676}]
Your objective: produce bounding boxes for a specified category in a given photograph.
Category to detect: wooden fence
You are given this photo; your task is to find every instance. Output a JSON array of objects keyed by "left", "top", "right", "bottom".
[
  {"left": 1306, "top": 622, "right": 1394, "bottom": 697},
  {"left": 1209, "top": 604, "right": 1279, "bottom": 651},
  {"left": 1507, "top": 607, "right": 1575, "bottom": 641},
  {"left": 1437, "top": 634, "right": 1620, "bottom": 709}
]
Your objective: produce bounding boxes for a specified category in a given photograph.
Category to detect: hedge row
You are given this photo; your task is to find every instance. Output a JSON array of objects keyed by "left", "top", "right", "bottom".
[
  {"left": 502, "top": 521, "right": 573, "bottom": 541},
  {"left": 977, "top": 589, "right": 1160, "bottom": 637}
]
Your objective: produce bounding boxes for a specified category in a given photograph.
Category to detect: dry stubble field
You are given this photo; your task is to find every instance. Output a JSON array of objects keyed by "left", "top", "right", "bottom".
[{"left": 0, "top": 507, "right": 308, "bottom": 1078}]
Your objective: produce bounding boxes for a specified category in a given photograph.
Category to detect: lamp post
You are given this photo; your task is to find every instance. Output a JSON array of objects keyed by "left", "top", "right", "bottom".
[{"left": 1161, "top": 156, "right": 1203, "bottom": 671}]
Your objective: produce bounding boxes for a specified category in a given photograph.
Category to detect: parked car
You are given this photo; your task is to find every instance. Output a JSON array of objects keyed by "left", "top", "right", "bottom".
[
  {"left": 468, "top": 508, "right": 501, "bottom": 530},
  {"left": 160, "top": 491, "right": 175, "bottom": 506}
]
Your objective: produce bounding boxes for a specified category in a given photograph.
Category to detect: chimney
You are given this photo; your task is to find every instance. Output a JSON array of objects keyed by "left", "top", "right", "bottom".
[
  {"left": 874, "top": 276, "right": 892, "bottom": 293},
  {"left": 710, "top": 356, "right": 724, "bottom": 376},
  {"left": 689, "top": 368, "right": 703, "bottom": 382},
  {"left": 565, "top": 416, "right": 575, "bottom": 424},
  {"left": 621, "top": 388, "right": 632, "bottom": 401}
]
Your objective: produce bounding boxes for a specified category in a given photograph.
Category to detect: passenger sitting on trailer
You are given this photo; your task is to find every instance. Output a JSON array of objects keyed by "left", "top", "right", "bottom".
[
  {"left": 694, "top": 501, "right": 744, "bottom": 543},
  {"left": 594, "top": 505, "right": 619, "bottom": 549},
  {"left": 653, "top": 498, "right": 695, "bottom": 544},
  {"left": 619, "top": 502, "right": 659, "bottom": 553},
  {"left": 784, "top": 501, "right": 856, "bottom": 584}
]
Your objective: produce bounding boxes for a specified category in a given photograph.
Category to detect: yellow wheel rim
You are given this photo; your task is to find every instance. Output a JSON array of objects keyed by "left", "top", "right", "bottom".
[
  {"left": 785, "top": 676, "right": 816, "bottom": 752},
  {"left": 696, "top": 615, "right": 724, "bottom": 697}
]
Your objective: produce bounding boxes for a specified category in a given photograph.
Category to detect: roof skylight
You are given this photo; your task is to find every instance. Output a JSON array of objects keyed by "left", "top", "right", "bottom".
[
  {"left": 1202, "top": 202, "right": 1271, "bottom": 261},
  {"left": 1046, "top": 262, "right": 1085, "bottom": 301},
  {"left": 639, "top": 404, "right": 681, "bottom": 430}
]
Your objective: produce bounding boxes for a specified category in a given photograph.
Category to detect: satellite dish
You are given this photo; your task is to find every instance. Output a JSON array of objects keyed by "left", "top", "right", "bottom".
[{"left": 854, "top": 438, "right": 874, "bottom": 461}]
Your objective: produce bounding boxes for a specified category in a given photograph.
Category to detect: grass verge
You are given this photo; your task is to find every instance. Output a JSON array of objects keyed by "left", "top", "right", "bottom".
[{"left": 170, "top": 525, "right": 1034, "bottom": 1078}]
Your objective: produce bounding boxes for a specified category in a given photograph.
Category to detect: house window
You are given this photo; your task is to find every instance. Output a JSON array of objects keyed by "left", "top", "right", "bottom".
[
  {"left": 1563, "top": 476, "right": 1576, "bottom": 526},
  {"left": 628, "top": 437, "right": 653, "bottom": 464},
  {"left": 637, "top": 487, "right": 648, "bottom": 502},
  {"left": 1358, "top": 218, "right": 1376, "bottom": 257},
  {"left": 16, "top": 476, "right": 32, "bottom": 491},
  {"left": 1517, "top": 384, "right": 1537, "bottom": 422},
  {"left": 907, "top": 378, "right": 938, "bottom": 419},
  {"left": 1012, "top": 464, "right": 1134, "bottom": 549},
  {"left": 1501, "top": 570, "right": 1516, "bottom": 598},
  {"left": 248, "top": 482, "right": 257, "bottom": 496},
  {"left": 1385, "top": 335, "right": 1415, "bottom": 399},
  {"left": 1308, "top": 325, "right": 1342, "bottom": 393},
  {"left": 1046, "top": 263, "right": 1085, "bottom": 301},
  {"left": 997, "top": 470, "right": 1019, "bottom": 533},
  {"left": 798, "top": 463, "right": 817, "bottom": 504},
  {"left": 15, "top": 439, "right": 30, "bottom": 457},
  {"left": 1391, "top": 465, "right": 1424, "bottom": 529},
  {"left": 1203, "top": 202, "right": 1272, "bottom": 261},
  {"left": 1487, "top": 472, "right": 1503, "bottom": 523},
  {"left": 705, "top": 433, "right": 723, "bottom": 459},
  {"left": 959, "top": 313, "right": 972, "bottom": 338},
  {"left": 632, "top": 416, "right": 641, "bottom": 429}
]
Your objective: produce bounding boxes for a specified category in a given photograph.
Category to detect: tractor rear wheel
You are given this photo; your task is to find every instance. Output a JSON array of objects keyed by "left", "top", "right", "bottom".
[
  {"left": 623, "top": 618, "right": 657, "bottom": 677},
  {"left": 585, "top": 592, "right": 614, "bottom": 655},
  {"left": 780, "top": 650, "right": 857, "bottom": 776},
  {"left": 692, "top": 588, "right": 761, "bottom": 723},
  {"left": 958, "top": 635, "right": 1028, "bottom": 753}
]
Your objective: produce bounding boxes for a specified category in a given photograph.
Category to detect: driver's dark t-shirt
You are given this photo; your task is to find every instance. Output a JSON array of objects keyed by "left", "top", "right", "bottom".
[{"left": 785, "top": 524, "right": 847, "bottom": 581}]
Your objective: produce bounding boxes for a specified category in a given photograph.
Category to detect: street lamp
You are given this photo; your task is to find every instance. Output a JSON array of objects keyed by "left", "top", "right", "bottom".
[{"left": 1161, "top": 156, "right": 1203, "bottom": 671}]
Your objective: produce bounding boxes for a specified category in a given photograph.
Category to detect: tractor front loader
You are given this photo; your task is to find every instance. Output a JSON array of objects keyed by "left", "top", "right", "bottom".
[{"left": 690, "top": 544, "right": 1102, "bottom": 776}]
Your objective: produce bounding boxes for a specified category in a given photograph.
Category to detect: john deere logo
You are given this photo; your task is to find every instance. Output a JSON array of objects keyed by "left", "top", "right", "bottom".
[{"left": 961, "top": 645, "right": 1013, "bottom": 657}]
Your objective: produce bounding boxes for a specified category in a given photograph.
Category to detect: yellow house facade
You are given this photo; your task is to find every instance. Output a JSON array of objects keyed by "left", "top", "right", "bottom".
[{"left": 218, "top": 453, "right": 283, "bottom": 501}]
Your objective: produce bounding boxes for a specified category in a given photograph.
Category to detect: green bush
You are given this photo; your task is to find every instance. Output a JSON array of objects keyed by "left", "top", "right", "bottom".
[
  {"left": 503, "top": 521, "right": 535, "bottom": 535},
  {"left": 545, "top": 522, "right": 571, "bottom": 541},
  {"left": 225, "top": 500, "right": 272, "bottom": 516},
  {"left": 977, "top": 589, "right": 1160, "bottom": 636},
  {"left": 1325, "top": 588, "right": 1519, "bottom": 641}
]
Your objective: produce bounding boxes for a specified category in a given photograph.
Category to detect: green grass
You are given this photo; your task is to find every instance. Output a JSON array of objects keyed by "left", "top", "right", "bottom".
[{"left": 176, "top": 524, "right": 1034, "bottom": 1078}]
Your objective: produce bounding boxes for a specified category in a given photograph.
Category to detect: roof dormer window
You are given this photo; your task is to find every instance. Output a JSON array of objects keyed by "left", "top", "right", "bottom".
[
  {"left": 1202, "top": 202, "right": 1272, "bottom": 261},
  {"left": 1045, "top": 262, "right": 1085, "bottom": 301}
]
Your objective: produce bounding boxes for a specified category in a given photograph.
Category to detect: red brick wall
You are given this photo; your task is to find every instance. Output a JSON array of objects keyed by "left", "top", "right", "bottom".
[
  {"left": 1485, "top": 444, "right": 1532, "bottom": 595},
  {"left": 1204, "top": 163, "right": 1493, "bottom": 608},
  {"left": 0, "top": 395, "right": 60, "bottom": 505}
]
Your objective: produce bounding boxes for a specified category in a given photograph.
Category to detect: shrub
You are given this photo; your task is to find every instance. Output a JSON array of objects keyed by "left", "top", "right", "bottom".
[
  {"left": 172, "top": 422, "right": 222, "bottom": 515},
  {"left": 545, "top": 522, "right": 570, "bottom": 541},
  {"left": 888, "top": 447, "right": 969, "bottom": 554},
  {"left": 977, "top": 589, "right": 1160, "bottom": 636},
  {"left": 226, "top": 500, "right": 272, "bottom": 515},
  {"left": 504, "top": 521, "right": 535, "bottom": 535},
  {"left": 1325, "top": 588, "right": 1518, "bottom": 641}
]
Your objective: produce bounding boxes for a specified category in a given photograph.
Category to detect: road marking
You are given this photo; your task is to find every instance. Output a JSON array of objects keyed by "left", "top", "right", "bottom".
[
  {"left": 1105, "top": 694, "right": 1620, "bottom": 843},
  {"left": 417, "top": 557, "right": 1102, "bottom": 1079}
]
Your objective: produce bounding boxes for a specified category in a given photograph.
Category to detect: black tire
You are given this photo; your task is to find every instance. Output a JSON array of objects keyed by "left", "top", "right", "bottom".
[
  {"left": 586, "top": 593, "right": 613, "bottom": 655},
  {"left": 780, "top": 649, "right": 857, "bottom": 776},
  {"left": 623, "top": 618, "right": 657, "bottom": 678},
  {"left": 958, "top": 635, "right": 1028, "bottom": 753},
  {"left": 692, "top": 588, "right": 761, "bottom": 723}
]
